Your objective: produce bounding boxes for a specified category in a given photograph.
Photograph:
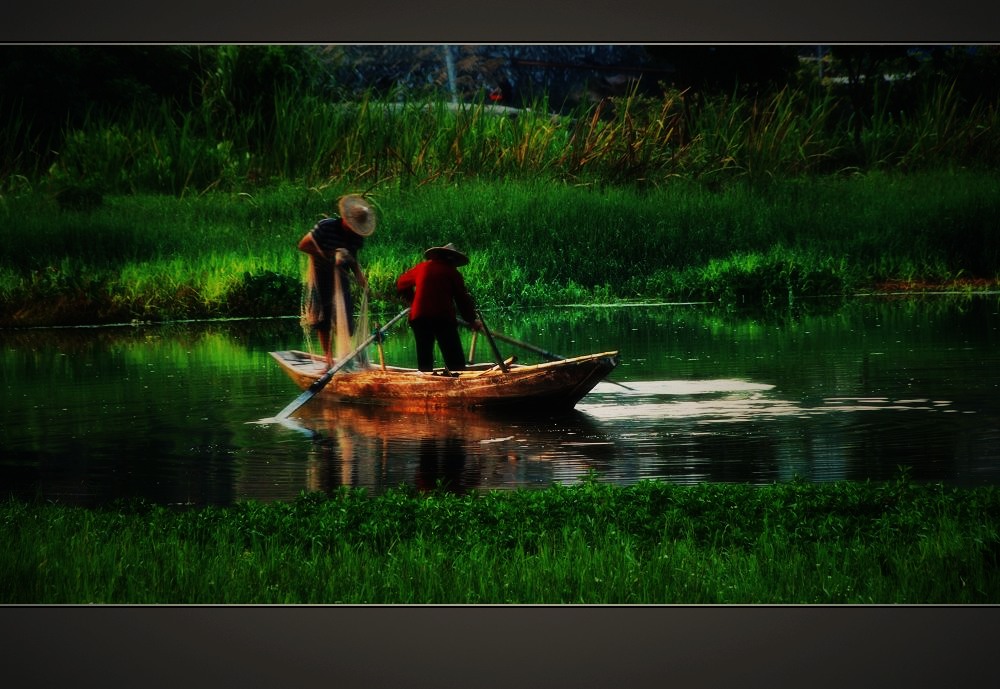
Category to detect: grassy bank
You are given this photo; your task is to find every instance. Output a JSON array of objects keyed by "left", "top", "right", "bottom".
[
  {"left": 3, "top": 476, "right": 999, "bottom": 604},
  {"left": 2, "top": 170, "right": 998, "bottom": 327}
]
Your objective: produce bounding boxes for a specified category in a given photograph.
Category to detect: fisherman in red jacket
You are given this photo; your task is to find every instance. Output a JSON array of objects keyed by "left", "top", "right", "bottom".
[{"left": 396, "top": 243, "right": 484, "bottom": 373}]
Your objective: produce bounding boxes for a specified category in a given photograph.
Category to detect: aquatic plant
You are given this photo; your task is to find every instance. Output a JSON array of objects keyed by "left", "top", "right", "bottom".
[{"left": 3, "top": 477, "right": 999, "bottom": 604}]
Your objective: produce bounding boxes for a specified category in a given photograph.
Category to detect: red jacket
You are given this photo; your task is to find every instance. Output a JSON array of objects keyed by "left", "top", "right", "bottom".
[{"left": 396, "top": 259, "right": 477, "bottom": 323}]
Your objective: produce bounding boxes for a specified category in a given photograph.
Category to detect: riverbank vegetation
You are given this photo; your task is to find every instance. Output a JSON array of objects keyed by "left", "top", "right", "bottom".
[
  {"left": 2, "top": 170, "right": 998, "bottom": 327},
  {"left": 3, "top": 476, "right": 998, "bottom": 604},
  {"left": 2, "top": 46, "right": 999, "bottom": 327}
]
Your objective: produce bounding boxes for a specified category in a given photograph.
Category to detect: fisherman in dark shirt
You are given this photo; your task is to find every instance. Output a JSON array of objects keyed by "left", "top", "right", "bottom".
[
  {"left": 298, "top": 195, "right": 375, "bottom": 367},
  {"left": 396, "top": 243, "right": 483, "bottom": 373}
]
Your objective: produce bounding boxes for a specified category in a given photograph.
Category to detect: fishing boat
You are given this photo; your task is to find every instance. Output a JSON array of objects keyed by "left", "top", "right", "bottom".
[{"left": 269, "top": 348, "right": 619, "bottom": 412}]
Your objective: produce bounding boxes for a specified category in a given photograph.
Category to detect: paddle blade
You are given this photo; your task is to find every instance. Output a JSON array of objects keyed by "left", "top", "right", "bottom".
[
  {"left": 275, "top": 364, "right": 342, "bottom": 419},
  {"left": 275, "top": 385, "right": 322, "bottom": 420}
]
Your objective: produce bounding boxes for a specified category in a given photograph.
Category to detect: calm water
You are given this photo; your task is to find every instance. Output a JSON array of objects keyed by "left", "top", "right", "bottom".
[{"left": 2, "top": 295, "right": 998, "bottom": 506}]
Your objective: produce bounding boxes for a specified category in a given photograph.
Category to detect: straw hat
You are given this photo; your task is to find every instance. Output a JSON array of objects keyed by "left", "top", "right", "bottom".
[
  {"left": 338, "top": 195, "right": 376, "bottom": 237},
  {"left": 424, "top": 242, "right": 469, "bottom": 266}
]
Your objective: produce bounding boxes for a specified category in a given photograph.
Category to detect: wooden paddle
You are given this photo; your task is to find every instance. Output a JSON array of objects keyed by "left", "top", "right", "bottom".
[
  {"left": 458, "top": 317, "right": 634, "bottom": 390},
  {"left": 467, "top": 328, "right": 479, "bottom": 366},
  {"left": 463, "top": 323, "right": 562, "bottom": 362},
  {"left": 458, "top": 317, "right": 567, "bottom": 362},
  {"left": 475, "top": 311, "right": 508, "bottom": 373},
  {"left": 375, "top": 321, "right": 387, "bottom": 371},
  {"left": 275, "top": 307, "right": 410, "bottom": 419}
]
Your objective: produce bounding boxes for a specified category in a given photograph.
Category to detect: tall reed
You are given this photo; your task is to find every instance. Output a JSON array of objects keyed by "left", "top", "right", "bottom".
[{"left": 28, "top": 81, "right": 1000, "bottom": 197}]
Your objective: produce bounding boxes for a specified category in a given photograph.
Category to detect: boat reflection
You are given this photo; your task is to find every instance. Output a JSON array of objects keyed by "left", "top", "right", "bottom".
[
  {"left": 284, "top": 404, "right": 619, "bottom": 495},
  {"left": 242, "top": 376, "right": 966, "bottom": 502}
]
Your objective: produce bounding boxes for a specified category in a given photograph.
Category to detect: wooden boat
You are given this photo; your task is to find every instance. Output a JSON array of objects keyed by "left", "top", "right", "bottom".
[{"left": 269, "top": 348, "right": 619, "bottom": 412}]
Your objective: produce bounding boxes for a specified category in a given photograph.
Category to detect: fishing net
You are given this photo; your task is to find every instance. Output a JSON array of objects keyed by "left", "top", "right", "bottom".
[
  {"left": 299, "top": 255, "right": 370, "bottom": 369},
  {"left": 299, "top": 254, "right": 319, "bottom": 356},
  {"left": 353, "top": 287, "right": 371, "bottom": 368}
]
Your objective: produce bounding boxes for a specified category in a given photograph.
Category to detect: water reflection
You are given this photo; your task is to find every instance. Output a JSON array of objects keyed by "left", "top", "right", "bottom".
[
  {"left": 581, "top": 380, "right": 958, "bottom": 422},
  {"left": 236, "top": 370, "right": 983, "bottom": 500},
  {"left": 2, "top": 295, "right": 998, "bottom": 505},
  {"left": 242, "top": 405, "right": 618, "bottom": 501}
]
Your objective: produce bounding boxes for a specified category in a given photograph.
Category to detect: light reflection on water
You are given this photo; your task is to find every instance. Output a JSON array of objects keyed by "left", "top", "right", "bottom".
[
  {"left": 2, "top": 295, "right": 999, "bottom": 505},
  {"left": 582, "top": 384, "right": 971, "bottom": 484},
  {"left": 581, "top": 380, "right": 958, "bottom": 422}
]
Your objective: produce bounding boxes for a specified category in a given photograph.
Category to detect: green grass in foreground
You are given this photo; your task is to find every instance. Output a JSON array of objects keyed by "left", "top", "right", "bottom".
[{"left": 3, "top": 476, "right": 999, "bottom": 604}]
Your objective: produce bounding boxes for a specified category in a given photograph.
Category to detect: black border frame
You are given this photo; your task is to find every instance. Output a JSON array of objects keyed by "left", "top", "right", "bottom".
[
  {"left": 5, "top": 1, "right": 1000, "bottom": 43},
  {"left": 3, "top": 2, "right": 999, "bottom": 686}
]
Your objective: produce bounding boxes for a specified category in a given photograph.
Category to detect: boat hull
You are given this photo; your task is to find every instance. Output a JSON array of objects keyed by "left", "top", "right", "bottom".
[{"left": 270, "top": 349, "right": 619, "bottom": 412}]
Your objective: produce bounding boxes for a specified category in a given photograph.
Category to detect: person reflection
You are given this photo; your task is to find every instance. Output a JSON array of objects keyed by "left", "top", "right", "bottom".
[
  {"left": 415, "top": 436, "right": 471, "bottom": 493},
  {"left": 304, "top": 436, "right": 341, "bottom": 493}
]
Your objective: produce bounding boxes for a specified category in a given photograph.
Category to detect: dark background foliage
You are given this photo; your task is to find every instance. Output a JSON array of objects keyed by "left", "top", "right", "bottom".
[
  {"left": 0, "top": 44, "right": 1000, "bottom": 191},
  {"left": 5, "top": 44, "right": 998, "bottom": 175}
]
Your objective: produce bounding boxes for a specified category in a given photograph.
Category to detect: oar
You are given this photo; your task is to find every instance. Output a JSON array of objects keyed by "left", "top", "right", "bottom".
[
  {"left": 373, "top": 319, "right": 388, "bottom": 371},
  {"left": 458, "top": 318, "right": 634, "bottom": 391},
  {"left": 458, "top": 317, "right": 564, "bottom": 362},
  {"left": 470, "top": 324, "right": 562, "bottom": 362},
  {"left": 475, "top": 311, "right": 508, "bottom": 373},
  {"left": 275, "top": 307, "right": 410, "bottom": 419},
  {"left": 466, "top": 328, "right": 479, "bottom": 366}
]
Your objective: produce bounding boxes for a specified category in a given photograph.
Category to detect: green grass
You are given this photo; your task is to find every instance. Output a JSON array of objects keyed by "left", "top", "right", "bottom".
[
  {"left": 3, "top": 81, "right": 999, "bottom": 326},
  {"left": 2, "top": 170, "right": 998, "bottom": 326},
  {"left": 3, "top": 476, "right": 998, "bottom": 604}
]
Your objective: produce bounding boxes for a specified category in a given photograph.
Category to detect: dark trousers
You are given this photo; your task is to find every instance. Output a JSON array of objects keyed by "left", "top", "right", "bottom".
[
  {"left": 312, "top": 269, "right": 355, "bottom": 335},
  {"left": 410, "top": 317, "right": 466, "bottom": 372}
]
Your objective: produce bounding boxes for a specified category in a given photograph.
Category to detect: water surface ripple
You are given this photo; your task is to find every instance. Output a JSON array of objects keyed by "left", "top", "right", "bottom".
[{"left": 2, "top": 296, "right": 997, "bottom": 505}]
